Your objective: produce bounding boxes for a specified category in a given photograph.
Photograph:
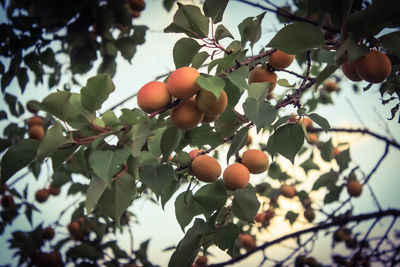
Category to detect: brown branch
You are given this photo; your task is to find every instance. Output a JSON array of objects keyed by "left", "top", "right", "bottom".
[
  {"left": 307, "top": 127, "right": 400, "bottom": 150},
  {"left": 207, "top": 209, "right": 400, "bottom": 267}
]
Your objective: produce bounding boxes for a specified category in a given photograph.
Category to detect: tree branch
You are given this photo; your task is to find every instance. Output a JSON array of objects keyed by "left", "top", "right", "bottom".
[{"left": 207, "top": 209, "right": 400, "bottom": 267}]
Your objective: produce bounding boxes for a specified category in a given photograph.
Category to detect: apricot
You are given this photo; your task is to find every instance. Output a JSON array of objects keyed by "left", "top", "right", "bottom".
[
  {"left": 264, "top": 208, "right": 275, "bottom": 220},
  {"left": 167, "top": 67, "right": 200, "bottom": 99},
  {"left": 196, "top": 89, "right": 228, "bottom": 115},
  {"left": 239, "top": 234, "right": 256, "bottom": 251},
  {"left": 323, "top": 80, "right": 338, "bottom": 92},
  {"left": 347, "top": 180, "right": 362, "bottom": 197},
  {"left": 130, "top": 0, "right": 145, "bottom": 11},
  {"left": 27, "top": 116, "right": 42, "bottom": 127},
  {"left": 42, "top": 227, "right": 55, "bottom": 240},
  {"left": 268, "top": 50, "right": 295, "bottom": 70},
  {"left": 131, "top": 10, "right": 141, "bottom": 18},
  {"left": 306, "top": 257, "right": 317, "bottom": 266},
  {"left": 67, "top": 221, "right": 82, "bottom": 240},
  {"left": 191, "top": 155, "right": 222, "bottom": 183},
  {"left": 333, "top": 147, "right": 340, "bottom": 157},
  {"left": 0, "top": 184, "right": 8, "bottom": 194},
  {"left": 342, "top": 60, "right": 362, "bottom": 82},
  {"left": 35, "top": 189, "right": 50, "bottom": 203},
  {"left": 248, "top": 66, "right": 277, "bottom": 93},
  {"left": 241, "top": 149, "right": 269, "bottom": 174},
  {"left": 280, "top": 184, "right": 296, "bottom": 198},
  {"left": 301, "top": 117, "right": 313, "bottom": 128},
  {"left": 28, "top": 125, "right": 45, "bottom": 141},
  {"left": 307, "top": 133, "right": 318, "bottom": 144},
  {"left": 170, "top": 98, "right": 204, "bottom": 130},
  {"left": 202, "top": 113, "right": 219, "bottom": 123},
  {"left": 48, "top": 185, "right": 60, "bottom": 196},
  {"left": 137, "top": 81, "right": 172, "bottom": 113},
  {"left": 304, "top": 207, "right": 315, "bottom": 222},
  {"left": 189, "top": 148, "right": 203, "bottom": 160},
  {"left": 254, "top": 213, "right": 266, "bottom": 223},
  {"left": 194, "top": 255, "right": 208, "bottom": 266},
  {"left": 223, "top": 163, "right": 250, "bottom": 190},
  {"left": 288, "top": 113, "right": 298, "bottom": 124},
  {"left": 354, "top": 50, "right": 392, "bottom": 83},
  {"left": 33, "top": 251, "right": 61, "bottom": 266},
  {"left": 1, "top": 195, "right": 14, "bottom": 208}
]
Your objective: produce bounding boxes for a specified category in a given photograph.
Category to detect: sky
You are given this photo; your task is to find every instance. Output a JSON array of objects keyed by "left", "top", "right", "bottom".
[{"left": 1, "top": 0, "right": 400, "bottom": 266}]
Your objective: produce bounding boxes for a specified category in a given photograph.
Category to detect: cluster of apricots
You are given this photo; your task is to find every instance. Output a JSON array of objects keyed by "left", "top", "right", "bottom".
[
  {"left": 295, "top": 255, "right": 319, "bottom": 267},
  {"left": 188, "top": 148, "right": 270, "bottom": 191},
  {"left": 35, "top": 185, "right": 60, "bottom": 203},
  {"left": 333, "top": 227, "right": 359, "bottom": 249},
  {"left": 254, "top": 206, "right": 275, "bottom": 227},
  {"left": 137, "top": 66, "right": 228, "bottom": 129},
  {"left": 27, "top": 116, "right": 45, "bottom": 141},
  {"left": 124, "top": 0, "right": 145, "bottom": 18},
  {"left": 248, "top": 49, "right": 295, "bottom": 99},
  {"left": 342, "top": 50, "right": 392, "bottom": 83},
  {"left": 347, "top": 179, "right": 362, "bottom": 197}
]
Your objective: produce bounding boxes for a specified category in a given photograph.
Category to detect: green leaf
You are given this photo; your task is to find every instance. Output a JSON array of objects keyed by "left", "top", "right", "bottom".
[
  {"left": 40, "top": 91, "right": 72, "bottom": 121},
  {"left": 1, "top": 139, "right": 40, "bottom": 184},
  {"left": 214, "top": 223, "right": 240, "bottom": 251},
  {"left": 285, "top": 211, "right": 298, "bottom": 225},
  {"left": 277, "top": 78, "right": 296, "bottom": 87},
  {"left": 51, "top": 144, "right": 78, "bottom": 171},
  {"left": 308, "top": 113, "right": 330, "bottom": 131},
  {"left": 232, "top": 185, "right": 260, "bottom": 222},
  {"left": 247, "top": 82, "right": 271, "bottom": 101},
  {"left": 81, "top": 74, "right": 115, "bottom": 113},
  {"left": 148, "top": 127, "right": 167, "bottom": 156},
  {"left": 313, "top": 64, "right": 339, "bottom": 91},
  {"left": 243, "top": 98, "right": 277, "bottom": 132},
  {"left": 164, "top": 4, "right": 209, "bottom": 39},
  {"left": 140, "top": 164, "right": 175, "bottom": 198},
  {"left": 226, "top": 127, "right": 248, "bottom": 164},
  {"left": 173, "top": 38, "right": 201, "bottom": 69},
  {"left": 161, "top": 127, "right": 182, "bottom": 160},
  {"left": 312, "top": 171, "right": 338, "bottom": 191},
  {"left": 163, "top": 0, "right": 177, "bottom": 11},
  {"left": 161, "top": 179, "right": 181, "bottom": 209},
  {"left": 267, "top": 22, "right": 325, "bottom": 54},
  {"left": 324, "top": 185, "right": 342, "bottom": 204},
  {"left": 214, "top": 24, "right": 234, "bottom": 42},
  {"left": 98, "top": 173, "right": 136, "bottom": 226},
  {"left": 196, "top": 75, "right": 225, "bottom": 98},
  {"left": 380, "top": 31, "right": 400, "bottom": 56},
  {"left": 85, "top": 176, "right": 108, "bottom": 214},
  {"left": 267, "top": 124, "right": 304, "bottom": 163},
  {"left": 88, "top": 147, "right": 131, "bottom": 186},
  {"left": 191, "top": 51, "right": 209, "bottom": 69},
  {"left": 238, "top": 12, "right": 266, "bottom": 48},
  {"left": 203, "top": 0, "right": 229, "bottom": 23},
  {"left": 37, "top": 123, "right": 73, "bottom": 161},
  {"left": 4, "top": 93, "right": 24, "bottom": 117},
  {"left": 300, "top": 156, "right": 320, "bottom": 174},
  {"left": 335, "top": 148, "right": 351, "bottom": 172},
  {"left": 226, "top": 66, "right": 249, "bottom": 90},
  {"left": 320, "top": 139, "right": 334, "bottom": 162},
  {"left": 129, "top": 122, "right": 152, "bottom": 158},
  {"left": 174, "top": 191, "right": 202, "bottom": 231},
  {"left": 194, "top": 181, "right": 227, "bottom": 214},
  {"left": 187, "top": 123, "right": 224, "bottom": 148},
  {"left": 101, "top": 110, "right": 120, "bottom": 127},
  {"left": 268, "top": 162, "right": 290, "bottom": 181},
  {"left": 16, "top": 67, "right": 28, "bottom": 94}
]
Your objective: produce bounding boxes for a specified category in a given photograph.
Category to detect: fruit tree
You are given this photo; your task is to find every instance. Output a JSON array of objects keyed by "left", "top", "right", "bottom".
[{"left": 1, "top": 0, "right": 400, "bottom": 266}]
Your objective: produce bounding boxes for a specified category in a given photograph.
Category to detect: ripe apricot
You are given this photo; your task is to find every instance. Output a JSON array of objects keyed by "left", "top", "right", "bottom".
[
  {"left": 264, "top": 208, "right": 275, "bottom": 220},
  {"left": 27, "top": 116, "right": 42, "bottom": 127},
  {"left": 130, "top": 0, "right": 145, "bottom": 11},
  {"left": 29, "top": 125, "right": 45, "bottom": 141},
  {"left": 304, "top": 207, "right": 315, "bottom": 222},
  {"left": 307, "top": 133, "right": 318, "bottom": 144},
  {"left": 170, "top": 98, "right": 204, "bottom": 130},
  {"left": 1, "top": 195, "right": 14, "bottom": 208},
  {"left": 67, "top": 221, "right": 82, "bottom": 240},
  {"left": 268, "top": 50, "right": 295, "bottom": 70},
  {"left": 280, "top": 184, "right": 296, "bottom": 198},
  {"left": 202, "top": 113, "right": 219, "bottom": 123},
  {"left": 347, "top": 180, "right": 362, "bottom": 197},
  {"left": 301, "top": 117, "right": 313, "bottom": 128},
  {"left": 189, "top": 148, "right": 203, "bottom": 160},
  {"left": 241, "top": 149, "right": 269, "bottom": 174},
  {"left": 35, "top": 189, "right": 50, "bottom": 203},
  {"left": 223, "top": 163, "right": 250, "bottom": 190},
  {"left": 196, "top": 89, "right": 228, "bottom": 115},
  {"left": 254, "top": 213, "right": 266, "bottom": 223},
  {"left": 342, "top": 60, "right": 362, "bottom": 82},
  {"left": 248, "top": 66, "right": 277, "bottom": 93},
  {"left": 43, "top": 227, "right": 55, "bottom": 240},
  {"left": 194, "top": 255, "right": 208, "bottom": 266},
  {"left": 137, "top": 81, "right": 172, "bottom": 113},
  {"left": 239, "top": 234, "right": 256, "bottom": 251},
  {"left": 323, "top": 80, "right": 338, "bottom": 92},
  {"left": 355, "top": 50, "right": 392, "bottom": 83},
  {"left": 48, "top": 185, "right": 60, "bottom": 196},
  {"left": 167, "top": 67, "right": 200, "bottom": 99},
  {"left": 191, "top": 155, "right": 222, "bottom": 183}
]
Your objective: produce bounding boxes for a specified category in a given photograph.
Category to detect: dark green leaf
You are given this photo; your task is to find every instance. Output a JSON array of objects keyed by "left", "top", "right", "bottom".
[
  {"left": 161, "top": 127, "right": 182, "bottom": 160},
  {"left": 226, "top": 127, "right": 248, "bottom": 164},
  {"left": 214, "top": 24, "right": 234, "bottom": 42},
  {"left": 335, "top": 148, "right": 351, "bottom": 172},
  {"left": 37, "top": 123, "right": 73, "bottom": 161},
  {"left": 238, "top": 12, "right": 266, "bottom": 48},
  {"left": 285, "top": 211, "right": 298, "bottom": 225},
  {"left": 203, "top": 0, "right": 229, "bottom": 23},
  {"left": 312, "top": 171, "right": 338, "bottom": 191},
  {"left": 163, "top": 0, "right": 177, "bottom": 11},
  {"left": 300, "top": 157, "right": 320, "bottom": 174},
  {"left": 40, "top": 91, "right": 72, "bottom": 121},
  {"left": 267, "top": 124, "right": 304, "bottom": 163},
  {"left": 320, "top": 139, "right": 334, "bottom": 162},
  {"left": 130, "top": 122, "right": 152, "bottom": 157},
  {"left": 380, "top": 31, "right": 400, "bottom": 56},
  {"left": 314, "top": 64, "right": 339, "bottom": 91},
  {"left": 214, "top": 223, "right": 240, "bottom": 251},
  {"left": 196, "top": 75, "right": 225, "bottom": 98},
  {"left": 140, "top": 164, "right": 175, "bottom": 198},
  {"left": 1, "top": 139, "right": 39, "bottom": 184},
  {"left": 267, "top": 22, "right": 325, "bottom": 54},
  {"left": 308, "top": 113, "right": 330, "bottom": 130},
  {"left": 324, "top": 185, "right": 342, "bottom": 204},
  {"left": 81, "top": 74, "right": 115, "bottom": 113},
  {"left": 173, "top": 38, "right": 201, "bottom": 69},
  {"left": 4, "top": 93, "right": 24, "bottom": 117},
  {"left": 86, "top": 176, "right": 108, "bottom": 213},
  {"left": 16, "top": 68, "right": 28, "bottom": 94},
  {"left": 191, "top": 51, "right": 209, "bottom": 69},
  {"left": 232, "top": 184, "right": 260, "bottom": 222},
  {"left": 243, "top": 98, "right": 277, "bottom": 132},
  {"left": 174, "top": 191, "right": 202, "bottom": 231},
  {"left": 194, "top": 181, "right": 227, "bottom": 213}
]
